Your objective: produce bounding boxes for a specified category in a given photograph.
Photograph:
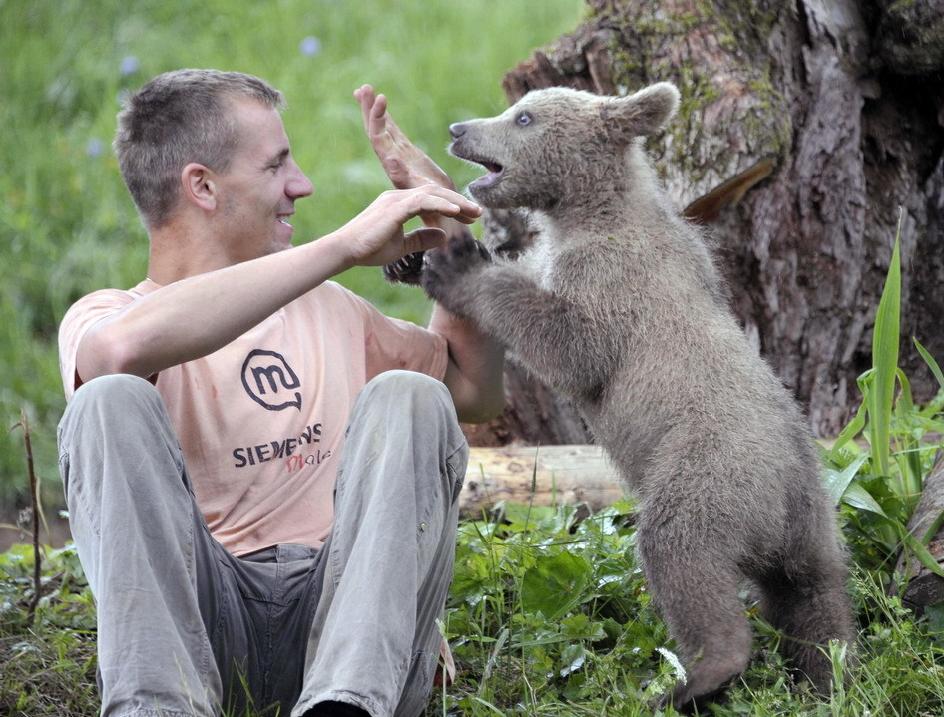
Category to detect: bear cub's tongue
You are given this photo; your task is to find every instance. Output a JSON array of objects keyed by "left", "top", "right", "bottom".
[{"left": 471, "top": 161, "right": 503, "bottom": 189}]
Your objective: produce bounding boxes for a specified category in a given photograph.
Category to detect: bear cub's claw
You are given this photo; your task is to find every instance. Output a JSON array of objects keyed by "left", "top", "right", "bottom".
[{"left": 383, "top": 250, "right": 426, "bottom": 286}]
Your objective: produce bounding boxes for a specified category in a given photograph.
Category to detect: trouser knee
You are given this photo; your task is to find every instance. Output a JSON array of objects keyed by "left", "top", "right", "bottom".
[
  {"left": 346, "top": 370, "right": 468, "bottom": 498},
  {"left": 356, "top": 369, "right": 456, "bottom": 425},
  {"left": 58, "top": 373, "right": 184, "bottom": 500},
  {"left": 59, "top": 374, "right": 164, "bottom": 441}
]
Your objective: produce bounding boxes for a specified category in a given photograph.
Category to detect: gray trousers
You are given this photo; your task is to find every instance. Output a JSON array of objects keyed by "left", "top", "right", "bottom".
[{"left": 57, "top": 370, "right": 468, "bottom": 717}]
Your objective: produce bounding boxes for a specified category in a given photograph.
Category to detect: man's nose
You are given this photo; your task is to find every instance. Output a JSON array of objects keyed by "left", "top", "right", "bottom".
[
  {"left": 448, "top": 123, "right": 467, "bottom": 140},
  {"left": 287, "top": 162, "right": 314, "bottom": 198}
]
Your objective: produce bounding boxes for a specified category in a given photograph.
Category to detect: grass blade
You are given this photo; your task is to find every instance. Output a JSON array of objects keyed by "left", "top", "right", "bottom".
[
  {"left": 829, "top": 392, "right": 868, "bottom": 460},
  {"left": 893, "top": 369, "right": 924, "bottom": 507},
  {"left": 914, "top": 337, "right": 944, "bottom": 391},
  {"left": 867, "top": 210, "right": 903, "bottom": 478}
]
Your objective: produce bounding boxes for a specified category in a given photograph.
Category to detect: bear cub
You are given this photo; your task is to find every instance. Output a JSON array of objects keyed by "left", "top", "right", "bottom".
[{"left": 420, "top": 83, "right": 855, "bottom": 708}]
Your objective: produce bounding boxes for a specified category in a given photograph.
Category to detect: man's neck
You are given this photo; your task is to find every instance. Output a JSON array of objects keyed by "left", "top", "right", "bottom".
[{"left": 146, "top": 219, "right": 238, "bottom": 285}]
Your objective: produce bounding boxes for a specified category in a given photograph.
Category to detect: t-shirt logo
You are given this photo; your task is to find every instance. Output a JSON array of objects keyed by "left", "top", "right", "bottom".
[{"left": 241, "top": 349, "right": 302, "bottom": 411}]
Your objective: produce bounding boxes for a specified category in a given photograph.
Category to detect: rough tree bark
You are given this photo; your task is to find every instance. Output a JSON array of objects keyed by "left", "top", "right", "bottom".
[
  {"left": 461, "top": 0, "right": 944, "bottom": 449},
  {"left": 896, "top": 455, "right": 944, "bottom": 612}
]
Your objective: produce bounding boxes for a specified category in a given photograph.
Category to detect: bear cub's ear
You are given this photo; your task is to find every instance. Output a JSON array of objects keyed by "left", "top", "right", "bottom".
[{"left": 600, "top": 82, "right": 681, "bottom": 144}]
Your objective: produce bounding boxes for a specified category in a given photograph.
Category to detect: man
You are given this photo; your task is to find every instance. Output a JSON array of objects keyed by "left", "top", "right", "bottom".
[{"left": 56, "top": 69, "right": 504, "bottom": 717}]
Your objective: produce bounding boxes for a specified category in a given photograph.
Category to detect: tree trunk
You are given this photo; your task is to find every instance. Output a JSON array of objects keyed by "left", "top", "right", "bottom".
[
  {"left": 897, "top": 456, "right": 944, "bottom": 612},
  {"left": 461, "top": 0, "right": 944, "bottom": 448}
]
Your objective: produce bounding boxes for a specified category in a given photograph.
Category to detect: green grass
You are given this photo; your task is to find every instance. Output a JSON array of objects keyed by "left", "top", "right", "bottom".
[
  {"left": 4, "top": 502, "right": 944, "bottom": 716},
  {"left": 0, "top": 0, "right": 587, "bottom": 507}
]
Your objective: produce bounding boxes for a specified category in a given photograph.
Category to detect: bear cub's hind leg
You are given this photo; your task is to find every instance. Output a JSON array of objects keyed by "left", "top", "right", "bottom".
[{"left": 639, "top": 529, "right": 753, "bottom": 711}]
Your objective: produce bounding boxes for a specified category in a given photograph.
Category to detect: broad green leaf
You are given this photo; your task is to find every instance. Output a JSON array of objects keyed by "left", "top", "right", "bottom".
[
  {"left": 561, "top": 613, "right": 607, "bottom": 641},
  {"left": 914, "top": 337, "right": 944, "bottom": 391},
  {"left": 868, "top": 216, "right": 902, "bottom": 478},
  {"left": 822, "top": 454, "right": 869, "bottom": 505},
  {"left": 559, "top": 643, "right": 586, "bottom": 677},
  {"left": 841, "top": 482, "right": 889, "bottom": 518},
  {"left": 520, "top": 551, "right": 592, "bottom": 619}
]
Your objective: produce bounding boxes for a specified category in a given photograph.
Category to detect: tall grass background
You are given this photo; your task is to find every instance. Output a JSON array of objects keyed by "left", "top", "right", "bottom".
[{"left": 0, "top": 0, "right": 587, "bottom": 510}]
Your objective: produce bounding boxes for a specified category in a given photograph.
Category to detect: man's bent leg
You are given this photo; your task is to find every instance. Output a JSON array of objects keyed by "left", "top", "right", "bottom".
[
  {"left": 58, "top": 375, "right": 223, "bottom": 717},
  {"left": 292, "top": 371, "right": 468, "bottom": 717}
]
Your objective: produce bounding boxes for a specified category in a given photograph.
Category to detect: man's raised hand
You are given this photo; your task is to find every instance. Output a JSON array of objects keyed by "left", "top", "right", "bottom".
[{"left": 354, "top": 84, "right": 454, "bottom": 191}]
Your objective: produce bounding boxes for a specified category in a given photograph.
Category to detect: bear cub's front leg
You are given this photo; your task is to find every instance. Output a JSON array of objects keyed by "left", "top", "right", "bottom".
[{"left": 421, "top": 234, "right": 491, "bottom": 317}]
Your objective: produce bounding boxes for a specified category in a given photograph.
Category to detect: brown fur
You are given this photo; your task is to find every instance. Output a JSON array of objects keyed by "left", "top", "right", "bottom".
[{"left": 421, "top": 84, "right": 855, "bottom": 708}]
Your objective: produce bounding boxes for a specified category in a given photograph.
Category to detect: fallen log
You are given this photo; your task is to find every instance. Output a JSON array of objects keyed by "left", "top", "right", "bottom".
[
  {"left": 462, "top": 444, "right": 944, "bottom": 613},
  {"left": 459, "top": 445, "right": 624, "bottom": 517}
]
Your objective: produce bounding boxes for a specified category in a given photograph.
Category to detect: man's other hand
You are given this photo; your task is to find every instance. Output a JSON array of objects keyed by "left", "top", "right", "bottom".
[{"left": 331, "top": 186, "right": 480, "bottom": 268}]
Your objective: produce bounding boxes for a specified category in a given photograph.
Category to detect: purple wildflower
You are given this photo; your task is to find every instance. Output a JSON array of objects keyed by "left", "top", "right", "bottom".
[
  {"left": 299, "top": 36, "right": 321, "bottom": 57},
  {"left": 86, "top": 138, "right": 104, "bottom": 158},
  {"left": 120, "top": 55, "right": 140, "bottom": 77}
]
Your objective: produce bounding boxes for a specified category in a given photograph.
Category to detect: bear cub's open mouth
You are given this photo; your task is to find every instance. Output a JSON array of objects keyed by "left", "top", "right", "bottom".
[{"left": 449, "top": 144, "right": 504, "bottom": 190}]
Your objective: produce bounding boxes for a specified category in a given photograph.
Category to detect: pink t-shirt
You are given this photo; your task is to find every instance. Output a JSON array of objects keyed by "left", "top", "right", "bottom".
[{"left": 58, "top": 278, "right": 448, "bottom": 556}]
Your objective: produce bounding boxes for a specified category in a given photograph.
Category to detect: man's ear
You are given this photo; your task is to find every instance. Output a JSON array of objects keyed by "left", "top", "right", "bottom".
[
  {"left": 181, "top": 163, "right": 218, "bottom": 212},
  {"left": 600, "top": 82, "right": 681, "bottom": 144}
]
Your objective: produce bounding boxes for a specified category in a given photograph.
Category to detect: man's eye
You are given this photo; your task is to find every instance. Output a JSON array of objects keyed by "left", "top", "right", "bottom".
[{"left": 516, "top": 112, "right": 533, "bottom": 127}]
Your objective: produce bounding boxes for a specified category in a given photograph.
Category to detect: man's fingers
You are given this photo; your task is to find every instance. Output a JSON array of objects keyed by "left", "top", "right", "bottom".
[
  {"left": 355, "top": 84, "right": 381, "bottom": 136},
  {"left": 404, "top": 188, "right": 482, "bottom": 224},
  {"left": 403, "top": 227, "right": 447, "bottom": 255},
  {"left": 366, "top": 92, "right": 407, "bottom": 149},
  {"left": 369, "top": 96, "right": 389, "bottom": 142}
]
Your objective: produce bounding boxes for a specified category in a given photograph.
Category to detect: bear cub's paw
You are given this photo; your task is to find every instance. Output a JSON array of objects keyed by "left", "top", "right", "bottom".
[{"left": 421, "top": 234, "right": 491, "bottom": 313}]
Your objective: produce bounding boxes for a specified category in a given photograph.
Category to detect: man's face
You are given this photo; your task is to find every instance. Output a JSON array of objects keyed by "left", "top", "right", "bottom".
[{"left": 214, "top": 98, "right": 313, "bottom": 260}]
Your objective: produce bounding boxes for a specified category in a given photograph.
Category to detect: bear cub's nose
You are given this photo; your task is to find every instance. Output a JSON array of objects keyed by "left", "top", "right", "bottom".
[{"left": 448, "top": 123, "right": 467, "bottom": 140}]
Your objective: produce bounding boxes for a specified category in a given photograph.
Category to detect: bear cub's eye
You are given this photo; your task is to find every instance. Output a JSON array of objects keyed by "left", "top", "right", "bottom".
[{"left": 515, "top": 111, "right": 533, "bottom": 127}]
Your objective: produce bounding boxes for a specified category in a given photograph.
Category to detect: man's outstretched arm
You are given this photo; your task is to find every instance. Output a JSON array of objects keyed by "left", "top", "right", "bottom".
[
  {"left": 355, "top": 85, "right": 505, "bottom": 423},
  {"left": 76, "top": 187, "right": 480, "bottom": 384}
]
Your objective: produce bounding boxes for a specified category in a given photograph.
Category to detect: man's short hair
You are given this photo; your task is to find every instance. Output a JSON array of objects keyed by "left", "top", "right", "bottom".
[{"left": 114, "top": 69, "right": 284, "bottom": 228}]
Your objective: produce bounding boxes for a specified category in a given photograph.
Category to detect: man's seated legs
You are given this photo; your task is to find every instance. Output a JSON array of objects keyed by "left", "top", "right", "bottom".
[
  {"left": 58, "top": 374, "right": 225, "bottom": 717},
  {"left": 59, "top": 370, "right": 467, "bottom": 717},
  {"left": 294, "top": 370, "right": 468, "bottom": 717}
]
